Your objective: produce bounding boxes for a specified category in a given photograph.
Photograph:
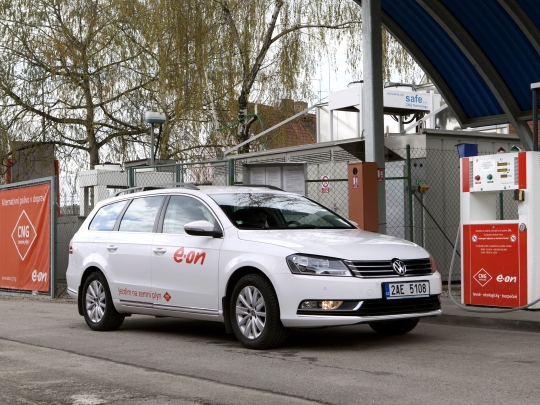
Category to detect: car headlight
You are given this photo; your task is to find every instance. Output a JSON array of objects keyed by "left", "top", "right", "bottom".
[
  {"left": 286, "top": 254, "right": 352, "bottom": 277},
  {"left": 430, "top": 255, "right": 437, "bottom": 273}
]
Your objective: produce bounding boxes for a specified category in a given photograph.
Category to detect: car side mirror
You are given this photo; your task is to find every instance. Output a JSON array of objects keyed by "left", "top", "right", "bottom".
[{"left": 184, "top": 220, "right": 223, "bottom": 238}]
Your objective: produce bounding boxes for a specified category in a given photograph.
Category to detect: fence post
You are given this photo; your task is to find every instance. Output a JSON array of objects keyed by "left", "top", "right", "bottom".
[
  {"left": 128, "top": 167, "right": 135, "bottom": 188},
  {"left": 51, "top": 176, "right": 58, "bottom": 298},
  {"left": 406, "top": 145, "right": 414, "bottom": 242},
  {"left": 175, "top": 163, "right": 181, "bottom": 183},
  {"left": 228, "top": 159, "right": 235, "bottom": 185}
]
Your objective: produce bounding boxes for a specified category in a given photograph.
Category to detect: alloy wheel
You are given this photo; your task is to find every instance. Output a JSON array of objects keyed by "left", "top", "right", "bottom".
[
  {"left": 86, "top": 280, "right": 106, "bottom": 323},
  {"left": 235, "top": 286, "right": 266, "bottom": 339}
]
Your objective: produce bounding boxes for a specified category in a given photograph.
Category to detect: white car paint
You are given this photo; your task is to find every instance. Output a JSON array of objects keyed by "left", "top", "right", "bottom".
[{"left": 67, "top": 186, "right": 442, "bottom": 329}]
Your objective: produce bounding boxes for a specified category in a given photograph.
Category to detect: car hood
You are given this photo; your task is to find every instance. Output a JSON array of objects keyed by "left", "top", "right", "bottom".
[{"left": 237, "top": 228, "right": 429, "bottom": 261}]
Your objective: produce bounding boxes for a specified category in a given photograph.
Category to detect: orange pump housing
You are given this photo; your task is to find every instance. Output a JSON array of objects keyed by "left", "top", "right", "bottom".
[{"left": 348, "top": 162, "right": 378, "bottom": 232}]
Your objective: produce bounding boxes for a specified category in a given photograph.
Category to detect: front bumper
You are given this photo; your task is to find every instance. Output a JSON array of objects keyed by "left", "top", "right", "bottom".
[
  {"left": 287, "top": 308, "right": 442, "bottom": 328},
  {"left": 272, "top": 272, "right": 443, "bottom": 328}
]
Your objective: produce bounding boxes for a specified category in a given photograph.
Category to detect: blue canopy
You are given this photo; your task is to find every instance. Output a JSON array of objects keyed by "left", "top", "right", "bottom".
[{"left": 356, "top": 0, "right": 540, "bottom": 148}]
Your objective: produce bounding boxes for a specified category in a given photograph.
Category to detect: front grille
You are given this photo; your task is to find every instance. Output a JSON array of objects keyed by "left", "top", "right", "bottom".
[
  {"left": 296, "top": 296, "right": 441, "bottom": 317},
  {"left": 356, "top": 296, "right": 440, "bottom": 316},
  {"left": 345, "top": 258, "right": 432, "bottom": 278}
]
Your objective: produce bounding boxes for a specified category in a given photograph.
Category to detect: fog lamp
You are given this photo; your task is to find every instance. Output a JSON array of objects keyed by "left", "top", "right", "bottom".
[
  {"left": 299, "top": 300, "right": 343, "bottom": 310},
  {"left": 322, "top": 300, "right": 343, "bottom": 310}
]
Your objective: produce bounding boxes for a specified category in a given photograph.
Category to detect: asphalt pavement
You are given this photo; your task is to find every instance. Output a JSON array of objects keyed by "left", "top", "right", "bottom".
[{"left": 1, "top": 295, "right": 540, "bottom": 405}]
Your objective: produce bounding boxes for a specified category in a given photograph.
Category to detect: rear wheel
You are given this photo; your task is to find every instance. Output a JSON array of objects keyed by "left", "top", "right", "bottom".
[
  {"left": 82, "top": 271, "right": 124, "bottom": 331},
  {"left": 368, "top": 318, "right": 419, "bottom": 335},
  {"left": 230, "top": 274, "right": 289, "bottom": 350}
]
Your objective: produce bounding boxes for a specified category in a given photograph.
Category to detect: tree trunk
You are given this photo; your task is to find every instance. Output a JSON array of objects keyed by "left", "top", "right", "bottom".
[
  {"left": 237, "top": 91, "right": 249, "bottom": 154},
  {"left": 89, "top": 143, "right": 100, "bottom": 170}
]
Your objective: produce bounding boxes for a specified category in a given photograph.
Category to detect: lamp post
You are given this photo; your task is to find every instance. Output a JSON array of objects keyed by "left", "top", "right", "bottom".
[{"left": 144, "top": 111, "right": 166, "bottom": 166}]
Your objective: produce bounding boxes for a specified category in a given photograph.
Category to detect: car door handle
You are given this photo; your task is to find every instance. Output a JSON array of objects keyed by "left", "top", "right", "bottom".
[
  {"left": 107, "top": 245, "right": 118, "bottom": 252},
  {"left": 153, "top": 247, "right": 167, "bottom": 255}
]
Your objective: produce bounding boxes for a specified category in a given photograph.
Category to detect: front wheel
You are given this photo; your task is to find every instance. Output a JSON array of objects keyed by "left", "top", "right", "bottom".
[
  {"left": 82, "top": 271, "right": 124, "bottom": 331},
  {"left": 230, "top": 274, "right": 289, "bottom": 350},
  {"left": 368, "top": 318, "right": 419, "bottom": 335}
]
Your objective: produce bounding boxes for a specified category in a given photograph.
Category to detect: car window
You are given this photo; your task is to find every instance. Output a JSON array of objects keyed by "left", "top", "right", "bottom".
[
  {"left": 210, "top": 193, "right": 353, "bottom": 230},
  {"left": 118, "top": 196, "right": 164, "bottom": 233},
  {"left": 88, "top": 200, "right": 127, "bottom": 231},
  {"left": 162, "top": 196, "right": 217, "bottom": 234}
]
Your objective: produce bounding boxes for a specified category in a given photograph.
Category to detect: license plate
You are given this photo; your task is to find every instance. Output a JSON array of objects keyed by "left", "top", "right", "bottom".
[{"left": 383, "top": 281, "right": 430, "bottom": 299}]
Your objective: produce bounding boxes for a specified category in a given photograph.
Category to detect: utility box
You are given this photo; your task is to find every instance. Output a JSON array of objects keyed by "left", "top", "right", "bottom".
[
  {"left": 460, "top": 151, "right": 540, "bottom": 309},
  {"left": 348, "top": 162, "right": 378, "bottom": 232}
]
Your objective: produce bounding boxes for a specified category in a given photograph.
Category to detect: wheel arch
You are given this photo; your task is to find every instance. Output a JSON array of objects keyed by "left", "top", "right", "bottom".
[
  {"left": 78, "top": 266, "right": 105, "bottom": 316},
  {"left": 222, "top": 266, "right": 275, "bottom": 334}
]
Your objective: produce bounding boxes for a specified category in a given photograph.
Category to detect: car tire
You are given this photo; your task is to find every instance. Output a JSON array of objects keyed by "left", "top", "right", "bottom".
[
  {"left": 230, "top": 274, "right": 289, "bottom": 350},
  {"left": 82, "top": 271, "right": 124, "bottom": 331},
  {"left": 368, "top": 318, "right": 419, "bottom": 335}
]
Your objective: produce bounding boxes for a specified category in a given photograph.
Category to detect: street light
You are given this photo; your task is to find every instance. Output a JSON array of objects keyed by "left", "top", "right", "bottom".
[{"left": 144, "top": 111, "right": 166, "bottom": 166}]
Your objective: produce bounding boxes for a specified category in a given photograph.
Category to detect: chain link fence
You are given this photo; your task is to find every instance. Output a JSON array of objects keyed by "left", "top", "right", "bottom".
[
  {"left": 234, "top": 147, "right": 521, "bottom": 283},
  {"left": 18, "top": 147, "right": 520, "bottom": 286}
]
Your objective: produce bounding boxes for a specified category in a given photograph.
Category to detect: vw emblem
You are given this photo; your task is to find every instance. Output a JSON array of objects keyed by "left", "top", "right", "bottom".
[{"left": 392, "top": 259, "right": 407, "bottom": 276}]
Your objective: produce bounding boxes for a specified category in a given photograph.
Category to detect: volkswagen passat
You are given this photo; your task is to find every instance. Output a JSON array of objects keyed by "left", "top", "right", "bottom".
[{"left": 67, "top": 185, "right": 442, "bottom": 349}]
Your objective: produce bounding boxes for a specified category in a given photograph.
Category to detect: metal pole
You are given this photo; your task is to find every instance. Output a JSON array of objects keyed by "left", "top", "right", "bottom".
[
  {"left": 150, "top": 123, "right": 155, "bottom": 166},
  {"left": 406, "top": 145, "right": 414, "bottom": 242},
  {"left": 228, "top": 159, "right": 235, "bottom": 185},
  {"left": 533, "top": 88, "right": 538, "bottom": 152},
  {"left": 362, "top": 0, "right": 386, "bottom": 233},
  {"left": 51, "top": 176, "right": 57, "bottom": 298},
  {"left": 175, "top": 163, "right": 181, "bottom": 183}
]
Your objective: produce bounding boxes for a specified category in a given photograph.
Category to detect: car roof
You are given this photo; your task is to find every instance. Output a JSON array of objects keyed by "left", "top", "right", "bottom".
[{"left": 99, "top": 185, "right": 292, "bottom": 206}]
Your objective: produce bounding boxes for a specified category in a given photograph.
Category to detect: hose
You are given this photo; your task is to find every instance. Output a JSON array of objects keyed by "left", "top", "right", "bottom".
[{"left": 447, "top": 227, "right": 540, "bottom": 312}]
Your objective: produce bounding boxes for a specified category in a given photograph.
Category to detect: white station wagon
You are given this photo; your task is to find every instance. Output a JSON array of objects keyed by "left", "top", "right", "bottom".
[{"left": 67, "top": 185, "right": 442, "bottom": 349}]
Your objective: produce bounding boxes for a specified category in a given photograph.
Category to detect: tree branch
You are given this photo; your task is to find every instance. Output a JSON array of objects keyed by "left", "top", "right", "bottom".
[{"left": 270, "top": 22, "right": 361, "bottom": 45}]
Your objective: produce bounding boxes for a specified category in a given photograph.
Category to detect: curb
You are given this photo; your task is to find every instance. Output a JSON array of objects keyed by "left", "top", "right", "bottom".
[{"left": 420, "top": 313, "right": 540, "bottom": 333}]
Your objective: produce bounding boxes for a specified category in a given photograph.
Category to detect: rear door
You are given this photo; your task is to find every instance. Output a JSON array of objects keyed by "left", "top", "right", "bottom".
[
  {"left": 151, "top": 195, "right": 223, "bottom": 313},
  {"left": 106, "top": 195, "right": 165, "bottom": 307},
  {"left": 83, "top": 199, "right": 128, "bottom": 273}
]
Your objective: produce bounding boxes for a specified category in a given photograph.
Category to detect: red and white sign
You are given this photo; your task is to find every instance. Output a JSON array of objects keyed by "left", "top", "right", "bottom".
[
  {"left": 377, "top": 169, "right": 385, "bottom": 182},
  {"left": 321, "top": 175, "right": 330, "bottom": 194},
  {"left": 463, "top": 224, "right": 527, "bottom": 307},
  {"left": 11, "top": 210, "right": 38, "bottom": 260},
  {"left": 352, "top": 176, "right": 359, "bottom": 189},
  {"left": 0, "top": 184, "right": 51, "bottom": 292}
]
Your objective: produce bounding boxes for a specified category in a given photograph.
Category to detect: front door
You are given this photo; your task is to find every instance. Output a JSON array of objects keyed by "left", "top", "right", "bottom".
[{"left": 151, "top": 195, "right": 223, "bottom": 313}]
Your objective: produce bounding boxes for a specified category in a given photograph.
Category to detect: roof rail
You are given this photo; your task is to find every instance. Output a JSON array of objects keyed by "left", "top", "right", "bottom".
[
  {"left": 234, "top": 184, "right": 284, "bottom": 191},
  {"left": 113, "top": 183, "right": 199, "bottom": 197}
]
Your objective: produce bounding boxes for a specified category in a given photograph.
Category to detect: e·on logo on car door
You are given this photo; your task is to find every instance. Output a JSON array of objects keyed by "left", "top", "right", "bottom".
[{"left": 173, "top": 247, "right": 206, "bottom": 265}]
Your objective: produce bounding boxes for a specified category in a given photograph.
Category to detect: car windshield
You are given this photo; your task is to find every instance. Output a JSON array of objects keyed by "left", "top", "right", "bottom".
[{"left": 210, "top": 193, "right": 354, "bottom": 230}]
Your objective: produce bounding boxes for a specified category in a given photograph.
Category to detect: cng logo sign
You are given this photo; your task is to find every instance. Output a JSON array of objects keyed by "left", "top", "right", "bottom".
[
  {"left": 473, "top": 268, "right": 492, "bottom": 287},
  {"left": 11, "top": 210, "right": 37, "bottom": 260}
]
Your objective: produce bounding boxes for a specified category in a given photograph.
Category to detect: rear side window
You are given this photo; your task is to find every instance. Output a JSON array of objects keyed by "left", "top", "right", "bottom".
[
  {"left": 163, "top": 196, "right": 217, "bottom": 234},
  {"left": 89, "top": 201, "right": 127, "bottom": 231},
  {"left": 119, "top": 196, "right": 164, "bottom": 233}
]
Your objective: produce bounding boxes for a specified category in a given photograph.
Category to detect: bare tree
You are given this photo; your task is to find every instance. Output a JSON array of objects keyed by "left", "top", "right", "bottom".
[{"left": 0, "top": 0, "right": 158, "bottom": 168}]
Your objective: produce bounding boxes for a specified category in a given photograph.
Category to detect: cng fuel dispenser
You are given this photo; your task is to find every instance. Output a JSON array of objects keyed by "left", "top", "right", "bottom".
[{"left": 460, "top": 151, "right": 540, "bottom": 309}]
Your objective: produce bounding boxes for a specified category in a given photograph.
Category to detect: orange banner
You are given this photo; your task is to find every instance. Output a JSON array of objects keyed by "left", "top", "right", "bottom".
[{"left": 0, "top": 183, "right": 51, "bottom": 292}]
